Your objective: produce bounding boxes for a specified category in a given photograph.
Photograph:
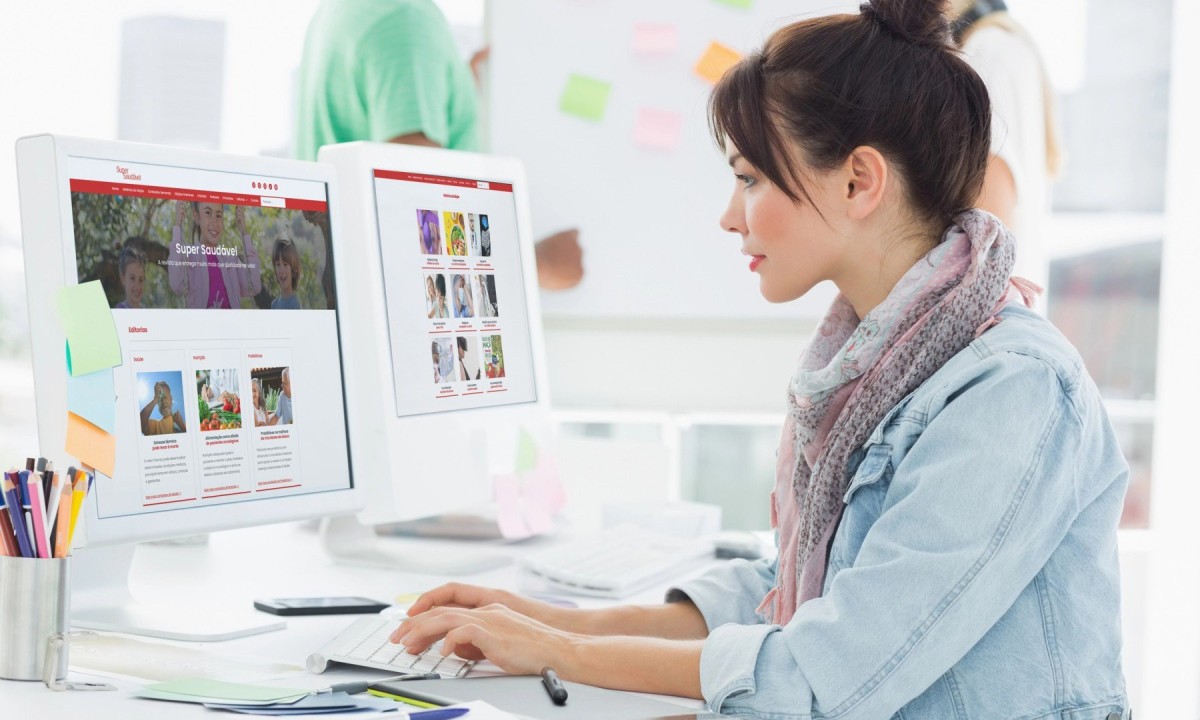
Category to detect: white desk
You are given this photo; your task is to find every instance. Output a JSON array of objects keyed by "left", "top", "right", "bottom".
[{"left": 2, "top": 523, "right": 715, "bottom": 718}]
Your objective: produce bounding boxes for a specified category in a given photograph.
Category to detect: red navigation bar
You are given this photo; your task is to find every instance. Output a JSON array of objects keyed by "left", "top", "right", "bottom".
[
  {"left": 69, "top": 179, "right": 328, "bottom": 212},
  {"left": 374, "top": 169, "right": 513, "bottom": 193}
]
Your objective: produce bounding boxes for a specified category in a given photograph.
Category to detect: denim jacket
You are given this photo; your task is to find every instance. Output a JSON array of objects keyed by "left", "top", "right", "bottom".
[{"left": 669, "top": 305, "right": 1130, "bottom": 719}]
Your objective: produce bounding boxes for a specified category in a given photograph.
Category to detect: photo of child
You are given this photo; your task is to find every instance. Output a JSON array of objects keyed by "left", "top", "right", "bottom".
[
  {"left": 168, "top": 201, "right": 261, "bottom": 309},
  {"left": 417, "top": 209, "right": 441, "bottom": 256},
  {"left": 482, "top": 335, "right": 505, "bottom": 379},
  {"left": 468, "top": 213, "right": 479, "bottom": 255},
  {"left": 137, "top": 370, "right": 188, "bottom": 436},
  {"left": 451, "top": 273, "right": 475, "bottom": 318},
  {"left": 197, "top": 369, "right": 242, "bottom": 431},
  {"left": 251, "top": 366, "right": 294, "bottom": 426},
  {"left": 431, "top": 338, "right": 455, "bottom": 384},
  {"left": 479, "top": 214, "right": 491, "bottom": 257},
  {"left": 475, "top": 273, "right": 498, "bottom": 318},
  {"left": 114, "top": 244, "right": 146, "bottom": 309},
  {"left": 456, "top": 335, "right": 482, "bottom": 381},
  {"left": 443, "top": 211, "right": 467, "bottom": 256},
  {"left": 271, "top": 237, "right": 302, "bottom": 309},
  {"left": 425, "top": 273, "right": 451, "bottom": 319}
]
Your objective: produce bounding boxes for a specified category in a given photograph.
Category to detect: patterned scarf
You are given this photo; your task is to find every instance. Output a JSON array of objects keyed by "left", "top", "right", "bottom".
[{"left": 757, "top": 210, "right": 1037, "bottom": 625}]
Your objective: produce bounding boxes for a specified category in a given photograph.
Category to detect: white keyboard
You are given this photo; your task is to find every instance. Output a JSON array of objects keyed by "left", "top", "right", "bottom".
[
  {"left": 307, "top": 614, "right": 474, "bottom": 677},
  {"left": 520, "top": 525, "right": 714, "bottom": 598}
]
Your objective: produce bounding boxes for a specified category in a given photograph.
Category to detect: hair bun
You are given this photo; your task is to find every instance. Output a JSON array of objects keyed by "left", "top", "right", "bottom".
[{"left": 859, "top": 0, "right": 952, "bottom": 48}]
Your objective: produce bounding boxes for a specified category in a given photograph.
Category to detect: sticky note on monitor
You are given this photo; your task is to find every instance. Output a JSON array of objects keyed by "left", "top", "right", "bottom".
[
  {"left": 559, "top": 74, "right": 612, "bottom": 122},
  {"left": 634, "top": 108, "right": 684, "bottom": 151},
  {"left": 712, "top": 0, "right": 753, "bottom": 9},
  {"left": 56, "top": 281, "right": 122, "bottom": 376},
  {"left": 695, "top": 41, "right": 742, "bottom": 85},
  {"left": 633, "top": 22, "right": 678, "bottom": 55},
  {"left": 66, "top": 411, "right": 116, "bottom": 478},
  {"left": 67, "top": 369, "right": 117, "bottom": 435}
]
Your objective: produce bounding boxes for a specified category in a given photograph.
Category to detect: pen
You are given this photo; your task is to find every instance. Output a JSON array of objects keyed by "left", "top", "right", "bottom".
[
  {"left": 0, "top": 489, "right": 17, "bottom": 556},
  {"left": 408, "top": 708, "right": 469, "bottom": 720},
  {"left": 3, "top": 476, "right": 34, "bottom": 558},
  {"left": 16, "top": 470, "right": 34, "bottom": 545},
  {"left": 366, "top": 683, "right": 455, "bottom": 708},
  {"left": 27, "top": 474, "right": 50, "bottom": 558},
  {"left": 541, "top": 667, "right": 568, "bottom": 705},
  {"left": 319, "top": 672, "right": 440, "bottom": 695}
]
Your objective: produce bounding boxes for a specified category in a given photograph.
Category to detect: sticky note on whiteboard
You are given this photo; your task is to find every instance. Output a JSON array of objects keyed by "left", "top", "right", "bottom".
[
  {"left": 633, "top": 22, "right": 678, "bottom": 55},
  {"left": 694, "top": 41, "right": 742, "bottom": 85},
  {"left": 559, "top": 74, "right": 612, "bottom": 122},
  {"left": 633, "top": 108, "right": 684, "bottom": 151}
]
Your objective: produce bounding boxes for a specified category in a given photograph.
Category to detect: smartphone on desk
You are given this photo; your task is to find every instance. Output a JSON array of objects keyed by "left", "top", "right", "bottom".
[{"left": 253, "top": 596, "right": 390, "bottom": 616}]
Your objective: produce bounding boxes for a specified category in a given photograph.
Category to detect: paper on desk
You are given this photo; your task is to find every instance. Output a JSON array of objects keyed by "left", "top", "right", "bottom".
[
  {"left": 65, "top": 411, "right": 116, "bottom": 477},
  {"left": 67, "top": 368, "right": 116, "bottom": 434},
  {"left": 140, "top": 678, "right": 309, "bottom": 703},
  {"left": 56, "top": 281, "right": 122, "bottom": 376},
  {"left": 71, "top": 633, "right": 304, "bottom": 683},
  {"left": 694, "top": 41, "right": 742, "bottom": 85},
  {"left": 446, "top": 700, "right": 521, "bottom": 719},
  {"left": 204, "top": 691, "right": 400, "bottom": 715},
  {"left": 559, "top": 73, "right": 612, "bottom": 122}
]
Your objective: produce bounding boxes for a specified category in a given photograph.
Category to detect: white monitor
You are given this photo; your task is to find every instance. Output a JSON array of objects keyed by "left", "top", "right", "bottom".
[
  {"left": 318, "top": 142, "right": 554, "bottom": 571},
  {"left": 16, "top": 135, "right": 359, "bottom": 639}
]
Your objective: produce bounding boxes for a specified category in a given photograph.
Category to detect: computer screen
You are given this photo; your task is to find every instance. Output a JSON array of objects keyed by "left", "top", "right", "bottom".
[
  {"left": 16, "top": 137, "right": 359, "bottom": 548},
  {"left": 372, "top": 169, "right": 538, "bottom": 416}
]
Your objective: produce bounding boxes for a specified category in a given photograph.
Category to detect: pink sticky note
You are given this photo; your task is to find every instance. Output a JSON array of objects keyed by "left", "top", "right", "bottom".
[
  {"left": 529, "top": 454, "right": 568, "bottom": 515},
  {"left": 633, "top": 22, "right": 678, "bottom": 55},
  {"left": 634, "top": 107, "right": 684, "bottom": 151},
  {"left": 493, "top": 474, "right": 531, "bottom": 539},
  {"left": 522, "top": 491, "right": 555, "bottom": 535}
]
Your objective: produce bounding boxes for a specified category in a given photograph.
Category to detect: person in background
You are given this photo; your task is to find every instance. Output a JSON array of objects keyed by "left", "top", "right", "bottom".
[
  {"left": 296, "top": 0, "right": 583, "bottom": 289},
  {"left": 267, "top": 368, "right": 294, "bottom": 426},
  {"left": 114, "top": 244, "right": 146, "bottom": 309},
  {"left": 428, "top": 274, "right": 451, "bottom": 319},
  {"left": 452, "top": 273, "right": 474, "bottom": 318},
  {"left": 383, "top": 1, "right": 1129, "bottom": 716},
  {"left": 271, "top": 237, "right": 303, "bottom": 309},
  {"left": 251, "top": 379, "right": 268, "bottom": 427},
  {"left": 953, "top": 0, "right": 1061, "bottom": 297}
]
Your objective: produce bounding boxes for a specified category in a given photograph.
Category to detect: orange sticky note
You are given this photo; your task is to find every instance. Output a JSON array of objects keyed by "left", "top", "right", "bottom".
[
  {"left": 694, "top": 41, "right": 742, "bottom": 85},
  {"left": 65, "top": 411, "right": 115, "bottom": 477}
]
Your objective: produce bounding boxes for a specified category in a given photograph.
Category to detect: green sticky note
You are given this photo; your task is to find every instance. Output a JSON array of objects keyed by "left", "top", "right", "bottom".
[
  {"left": 560, "top": 74, "right": 612, "bottom": 122},
  {"left": 712, "top": 0, "right": 753, "bottom": 8},
  {"left": 56, "top": 281, "right": 122, "bottom": 376},
  {"left": 516, "top": 428, "right": 539, "bottom": 473},
  {"left": 142, "top": 678, "right": 308, "bottom": 703}
]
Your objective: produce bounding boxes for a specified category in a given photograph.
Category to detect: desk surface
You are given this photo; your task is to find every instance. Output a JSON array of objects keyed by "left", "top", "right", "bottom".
[{"left": 3, "top": 522, "right": 714, "bottom": 719}]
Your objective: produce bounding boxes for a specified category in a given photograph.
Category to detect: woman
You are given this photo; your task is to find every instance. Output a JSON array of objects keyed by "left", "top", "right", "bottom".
[
  {"left": 168, "top": 201, "right": 262, "bottom": 309},
  {"left": 388, "top": 2, "right": 1130, "bottom": 717},
  {"left": 141, "top": 381, "right": 186, "bottom": 435},
  {"left": 428, "top": 275, "right": 450, "bottom": 319},
  {"left": 251, "top": 379, "right": 268, "bottom": 427},
  {"left": 953, "top": 0, "right": 1060, "bottom": 295},
  {"left": 452, "top": 274, "right": 474, "bottom": 318}
]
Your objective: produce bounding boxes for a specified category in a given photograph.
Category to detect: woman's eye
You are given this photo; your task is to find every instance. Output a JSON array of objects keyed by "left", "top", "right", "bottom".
[{"left": 736, "top": 173, "right": 755, "bottom": 187}]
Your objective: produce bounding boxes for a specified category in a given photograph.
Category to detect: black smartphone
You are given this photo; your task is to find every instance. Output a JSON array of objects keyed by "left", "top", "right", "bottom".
[{"left": 253, "top": 596, "right": 390, "bottom": 616}]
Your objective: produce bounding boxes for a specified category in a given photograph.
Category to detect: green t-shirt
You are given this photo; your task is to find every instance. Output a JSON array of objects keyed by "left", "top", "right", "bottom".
[{"left": 295, "top": 0, "right": 479, "bottom": 161}]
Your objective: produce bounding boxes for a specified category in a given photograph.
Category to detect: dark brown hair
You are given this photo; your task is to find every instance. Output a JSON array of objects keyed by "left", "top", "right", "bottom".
[{"left": 710, "top": 0, "right": 991, "bottom": 230}]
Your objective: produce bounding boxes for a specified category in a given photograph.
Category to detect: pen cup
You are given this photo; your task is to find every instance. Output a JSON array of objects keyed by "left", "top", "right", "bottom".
[{"left": 0, "top": 555, "right": 69, "bottom": 681}]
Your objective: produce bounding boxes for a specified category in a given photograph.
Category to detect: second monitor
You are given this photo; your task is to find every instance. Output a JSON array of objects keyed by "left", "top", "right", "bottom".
[{"left": 321, "top": 143, "right": 555, "bottom": 568}]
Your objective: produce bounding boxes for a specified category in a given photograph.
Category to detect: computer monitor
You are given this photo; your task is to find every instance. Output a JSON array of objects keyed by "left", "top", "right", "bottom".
[
  {"left": 16, "top": 135, "right": 359, "bottom": 639},
  {"left": 318, "top": 142, "right": 555, "bottom": 571}
]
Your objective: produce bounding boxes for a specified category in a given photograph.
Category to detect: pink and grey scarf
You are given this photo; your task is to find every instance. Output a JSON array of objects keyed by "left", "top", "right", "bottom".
[{"left": 757, "top": 210, "right": 1038, "bottom": 625}]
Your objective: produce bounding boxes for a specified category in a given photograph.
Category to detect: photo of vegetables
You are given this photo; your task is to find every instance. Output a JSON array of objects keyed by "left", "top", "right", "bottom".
[
  {"left": 443, "top": 211, "right": 468, "bottom": 256},
  {"left": 196, "top": 368, "right": 243, "bottom": 432}
]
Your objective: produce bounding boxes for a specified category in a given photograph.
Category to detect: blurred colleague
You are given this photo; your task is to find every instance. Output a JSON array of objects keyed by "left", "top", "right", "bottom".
[
  {"left": 296, "top": 0, "right": 583, "bottom": 289},
  {"left": 953, "top": 0, "right": 1061, "bottom": 296}
]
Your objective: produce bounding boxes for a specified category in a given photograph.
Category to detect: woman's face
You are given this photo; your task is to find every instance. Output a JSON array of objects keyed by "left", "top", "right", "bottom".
[
  {"left": 274, "top": 258, "right": 293, "bottom": 292},
  {"left": 252, "top": 382, "right": 260, "bottom": 406},
  {"left": 719, "top": 142, "right": 846, "bottom": 303},
  {"left": 122, "top": 261, "right": 145, "bottom": 307},
  {"left": 195, "top": 203, "right": 224, "bottom": 247},
  {"left": 426, "top": 277, "right": 436, "bottom": 298}
]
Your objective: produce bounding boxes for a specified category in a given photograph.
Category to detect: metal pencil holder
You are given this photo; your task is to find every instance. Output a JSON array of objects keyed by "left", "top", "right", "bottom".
[{"left": 0, "top": 555, "right": 69, "bottom": 681}]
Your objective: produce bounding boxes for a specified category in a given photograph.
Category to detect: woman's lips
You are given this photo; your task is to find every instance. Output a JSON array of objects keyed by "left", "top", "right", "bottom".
[{"left": 749, "top": 255, "right": 765, "bottom": 271}]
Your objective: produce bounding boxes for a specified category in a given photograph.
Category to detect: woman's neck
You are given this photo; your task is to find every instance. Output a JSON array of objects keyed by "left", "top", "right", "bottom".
[{"left": 836, "top": 227, "right": 938, "bottom": 320}]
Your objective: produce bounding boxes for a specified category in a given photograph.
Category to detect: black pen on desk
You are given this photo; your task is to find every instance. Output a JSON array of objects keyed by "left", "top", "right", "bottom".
[
  {"left": 541, "top": 667, "right": 568, "bottom": 705},
  {"left": 319, "top": 672, "right": 441, "bottom": 695}
]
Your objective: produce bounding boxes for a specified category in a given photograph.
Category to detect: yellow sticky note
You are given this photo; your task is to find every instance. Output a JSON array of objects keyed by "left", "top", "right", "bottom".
[
  {"left": 56, "top": 281, "right": 122, "bottom": 376},
  {"left": 559, "top": 74, "right": 612, "bottom": 122},
  {"left": 695, "top": 41, "right": 742, "bottom": 85},
  {"left": 66, "top": 411, "right": 116, "bottom": 477},
  {"left": 516, "top": 428, "right": 539, "bottom": 473}
]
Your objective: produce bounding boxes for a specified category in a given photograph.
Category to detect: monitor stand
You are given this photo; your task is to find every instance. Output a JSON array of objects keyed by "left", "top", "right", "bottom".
[
  {"left": 71, "top": 543, "right": 285, "bottom": 642},
  {"left": 320, "top": 515, "right": 511, "bottom": 575}
]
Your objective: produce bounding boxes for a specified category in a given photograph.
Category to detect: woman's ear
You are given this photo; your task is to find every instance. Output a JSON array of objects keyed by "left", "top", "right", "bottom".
[{"left": 843, "top": 146, "right": 889, "bottom": 221}]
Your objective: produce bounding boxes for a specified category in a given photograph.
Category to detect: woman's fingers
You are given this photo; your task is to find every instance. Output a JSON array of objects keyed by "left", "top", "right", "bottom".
[
  {"left": 440, "top": 623, "right": 490, "bottom": 660},
  {"left": 392, "top": 607, "right": 473, "bottom": 650}
]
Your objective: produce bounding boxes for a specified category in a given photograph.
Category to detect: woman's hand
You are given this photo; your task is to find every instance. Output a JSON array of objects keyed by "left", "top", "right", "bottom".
[
  {"left": 404, "top": 583, "right": 564, "bottom": 629},
  {"left": 175, "top": 201, "right": 187, "bottom": 227},
  {"left": 390, "top": 603, "right": 579, "bottom": 676},
  {"left": 235, "top": 206, "right": 247, "bottom": 237}
]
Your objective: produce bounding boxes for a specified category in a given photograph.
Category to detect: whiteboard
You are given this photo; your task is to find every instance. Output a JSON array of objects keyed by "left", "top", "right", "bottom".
[{"left": 488, "top": 0, "right": 857, "bottom": 319}]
